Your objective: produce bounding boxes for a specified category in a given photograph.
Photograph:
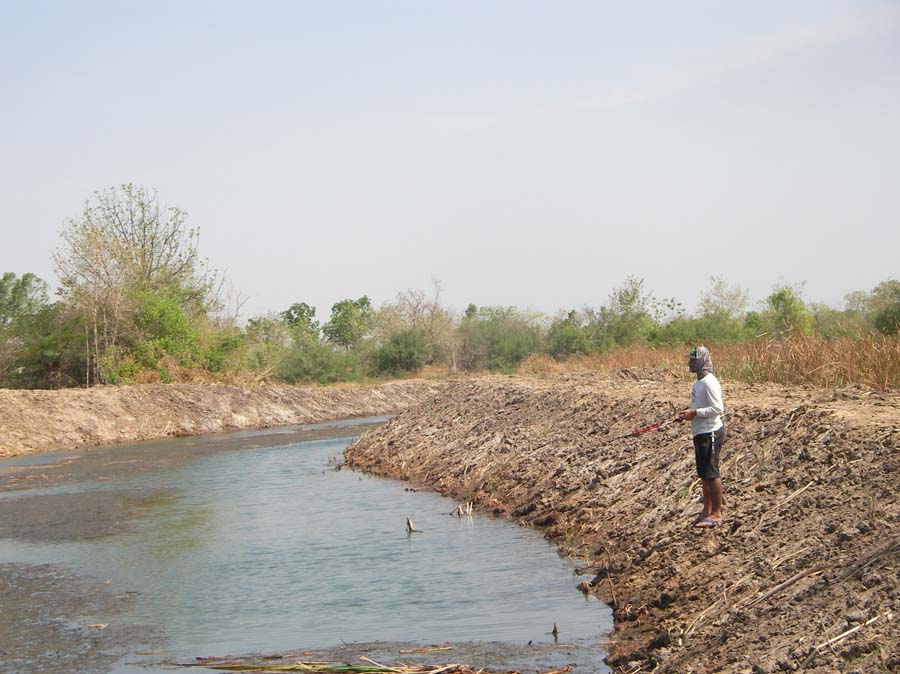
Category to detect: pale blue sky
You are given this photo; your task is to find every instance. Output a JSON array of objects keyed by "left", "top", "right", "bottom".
[{"left": 2, "top": 1, "right": 898, "bottom": 319}]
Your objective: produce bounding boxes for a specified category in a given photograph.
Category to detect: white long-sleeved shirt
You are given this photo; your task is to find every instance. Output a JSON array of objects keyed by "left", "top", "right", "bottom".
[{"left": 690, "top": 372, "right": 724, "bottom": 436}]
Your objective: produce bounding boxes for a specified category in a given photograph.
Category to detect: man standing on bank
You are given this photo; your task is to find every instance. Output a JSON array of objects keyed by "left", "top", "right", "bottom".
[{"left": 677, "top": 346, "right": 725, "bottom": 528}]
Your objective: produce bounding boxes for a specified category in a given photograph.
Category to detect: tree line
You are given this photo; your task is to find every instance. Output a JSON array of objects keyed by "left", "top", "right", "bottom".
[{"left": 1, "top": 185, "right": 898, "bottom": 388}]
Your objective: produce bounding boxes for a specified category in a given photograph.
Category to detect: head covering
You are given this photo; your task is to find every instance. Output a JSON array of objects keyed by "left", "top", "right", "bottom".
[{"left": 688, "top": 345, "right": 713, "bottom": 379}]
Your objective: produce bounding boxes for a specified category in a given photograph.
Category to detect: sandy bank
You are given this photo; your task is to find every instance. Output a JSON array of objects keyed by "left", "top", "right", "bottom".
[
  {"left": 346, "top": 371, "right": 900, "bottom": 673},
  {"left": 0, "top": 380, "right": 446, "bottom": 456}
]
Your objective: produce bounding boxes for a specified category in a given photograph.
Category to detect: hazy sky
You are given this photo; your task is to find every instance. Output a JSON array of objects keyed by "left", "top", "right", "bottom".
[{"left": 2, "top": 1, "right": 898, "bottom": 320}]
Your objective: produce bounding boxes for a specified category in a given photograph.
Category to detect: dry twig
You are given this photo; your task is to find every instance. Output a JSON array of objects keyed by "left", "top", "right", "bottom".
[
  {"left": 801, "top": 613, "right": 892, "bottom": 668},
  {"left": 834, "top": 536, "right": 900, "bottom": 583},
  {"left": 748, "top": 565, "right": 826, "bottom": 607}
]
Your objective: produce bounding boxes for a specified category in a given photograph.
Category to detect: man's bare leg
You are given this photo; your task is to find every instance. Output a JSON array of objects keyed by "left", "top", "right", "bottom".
[
  {"left": 697, "top": 480, "right": 710, "bottom": 522},
  {"left": 695, "top": 478, "right": 723, "bottom": 526},
  {"left": 707, "top": 478, "right": 723, "bottom": 521}
]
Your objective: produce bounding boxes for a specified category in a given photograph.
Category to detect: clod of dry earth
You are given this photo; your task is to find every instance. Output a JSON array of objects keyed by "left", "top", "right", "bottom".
[
  {"left": 346, "top": 371, "right": 900, "bottom": 674},
  {"left": 0, "top": 380, "right": 445, "bottom": 456}
]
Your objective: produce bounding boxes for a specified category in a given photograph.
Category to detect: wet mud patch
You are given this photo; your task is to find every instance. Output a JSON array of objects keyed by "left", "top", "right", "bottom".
[
  {"left": 0, "top": 563, "right": 159, "bottom": 674},
  {"left": 0, "top": 488, "right": 171, "bottom": 542}
]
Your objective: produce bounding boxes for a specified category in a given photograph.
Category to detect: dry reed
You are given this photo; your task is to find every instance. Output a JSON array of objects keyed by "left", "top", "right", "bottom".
[{"left": 518, "top": 334, "right": 900, "bottom": 391}]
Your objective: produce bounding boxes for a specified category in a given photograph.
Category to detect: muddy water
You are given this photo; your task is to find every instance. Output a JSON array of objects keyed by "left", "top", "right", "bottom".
[{"left": 0, "top": 417, "right": 611, "bottom": 672}]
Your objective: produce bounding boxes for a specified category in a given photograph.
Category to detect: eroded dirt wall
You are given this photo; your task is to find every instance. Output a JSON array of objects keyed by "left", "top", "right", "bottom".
[
  {"left": 346, "top": 372, "right": 900, "bottom": 673},
  {"left": 0, "top": 380, "right": 446, "bottom": 456}
]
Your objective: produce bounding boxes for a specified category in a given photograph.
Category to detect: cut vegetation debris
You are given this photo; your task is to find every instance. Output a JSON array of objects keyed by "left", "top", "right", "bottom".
[{"left": 179, "top": 661, "right": 572, "bottom": 673}]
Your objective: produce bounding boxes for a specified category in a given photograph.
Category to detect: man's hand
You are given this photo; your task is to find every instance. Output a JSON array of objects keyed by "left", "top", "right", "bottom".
[{"left": 677, "top": 409, "right": 697, "bottom": 421}]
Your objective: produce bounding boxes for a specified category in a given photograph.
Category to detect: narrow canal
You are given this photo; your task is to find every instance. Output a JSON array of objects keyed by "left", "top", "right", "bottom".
[{"left": 0, "top": 417, "right": 611, "bottom": 673}]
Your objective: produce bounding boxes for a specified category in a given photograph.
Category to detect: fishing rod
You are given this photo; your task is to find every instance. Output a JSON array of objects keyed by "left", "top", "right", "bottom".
[
  {"left": 613, "top": 414, "right": 684, "bottom": 440},
  {"left": 614, "top": 410, "right": 728, "bottom": 440},
  {"left": 560, "top": 413, "right": 689, "bottom": 467}
]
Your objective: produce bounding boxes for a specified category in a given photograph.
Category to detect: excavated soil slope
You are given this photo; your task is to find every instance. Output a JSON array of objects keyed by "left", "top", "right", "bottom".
[
  {"left": 0, "top": 380, "right": 445, "bottom": 456},
  {"left": 346, "top": 371, "right": 900, "bottom": 673}
]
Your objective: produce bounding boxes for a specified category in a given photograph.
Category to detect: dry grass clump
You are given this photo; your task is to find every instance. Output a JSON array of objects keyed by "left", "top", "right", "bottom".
[
  {"left": 518, "top": 334, "right": 900, "bottom": 391},
  {"left": 517, "top": 353, "right": 566, "bottom": 375},
  {"left": 518, "top": 348, "right": 687, "bottom": 376},
  {"left": 714, "top": 333, "right": 900, "bottom": 390},
  {"left": 130, "top": 356, "right": 272, "bottom": 386}
]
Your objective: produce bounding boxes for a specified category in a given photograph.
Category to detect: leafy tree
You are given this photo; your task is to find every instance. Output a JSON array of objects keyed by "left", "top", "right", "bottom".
[
  {"left": 763, "top": 284, "right": 812, "bottom": 336},
  {"left": 53, "top": 185, "right": 218, "bottom": 384},
  {"left": 0, "top": 272, "right": 49, "bottom": 327},
  {"left": 587, "top": 275, "right": 654, "bottom": 347},
  {"left": 458, "top": 306, "right": 544, "bottom": 372},
  {"left": 650, "top": 296, "right": 685, "bottom": 325},
  {"left": 277, "top": 338, "right": 362, "bottom": 384},
  {"left": 547, "top": 311, "right": 590, "bottom": 358},
  {"left": 869, "top": 279, "right": 900, "bottom": 335},
  {"left": 132, "top": 289, "right": 199, "bottom": 362},
  {"left": 650, "top": 316, "right": 707, "bottom": 345},
  {"left": 0, "top": 273, "right": 79, "bottom": 387},
  {"left": 281, "top": 302, "right": 319, "bottom": 337},
  {"left": 647, "top": 276, "right": 751, "bottom": 345},
  {"left": 245, "top": 315, "right": 290, "bottom": 374},
  {"left": 2, "top": 303, "right": 85, "bottom": 388},
  {"left": 843, "top": 290, "right": 870, "bottom": 314},
  {"left": 322, "top": 296, "right": 372, "bottom": 349},
  {"left": 809, "top": 303, "right": 861, "bottom": 337},
  {"left": 699, "top": 276, "right": 749, "bottom": 321},
  {"left": 744, "top": 311, "right": 765, "bottom": 335},
  {"left": 202, "top": 331, "right": 244, "bottom": 373},
  {"left": 840, "top": 279, "right": 900, "bottom": 334},
  {"left": 874, "top": 305, "right": 900, "bottom": 335},
  {"left": 372, "top": 282, "right": 454, "bottom": 368},
  {"left": 868, "top": 279, "right": 900, "bottom": 314},
  {"left": 58, "top": 184, "right": 215, "bottom": 302}
]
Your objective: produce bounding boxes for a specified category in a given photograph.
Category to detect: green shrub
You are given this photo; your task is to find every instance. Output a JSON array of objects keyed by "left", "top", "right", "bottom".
[
  {"left": 649, "top": 315, "right": 750, "bottom": 345},
  {"left": 459, "top": 306, "right": 544, "bottom": 372},
  {"left": 373, "top": 328, "right": 429, "bottom": 374},
  {"left": 547, "top": 312, "right": 590, "bottom": 358},
  {"left": 874, "top": 304, "right": 900, "bottom": 335},
  {"left": 203, "top": 333, "right": 244, "bottom": 373},
  {"left": 277, "top": 335, "right": 364, "bottom": 384},
  {"left": 2, "top": 303, "right": 85, "bottom": 388},
  {"left": 132, "top": 289, "right": 200, "bottom": 365},
  {"left": 763, "top": 285, "right": 812, "bottom": 336}
]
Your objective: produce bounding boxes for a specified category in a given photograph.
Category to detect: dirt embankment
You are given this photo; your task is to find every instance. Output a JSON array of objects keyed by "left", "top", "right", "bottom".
[
  {"left": 0, "top": 380, "right": 446, "bottom": 457},
  {"left": 346, "top": 371, "right": 900, "bottom": 673}
]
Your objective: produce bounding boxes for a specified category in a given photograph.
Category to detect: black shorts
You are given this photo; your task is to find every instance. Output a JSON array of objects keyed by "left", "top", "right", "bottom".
[{"left": 693, "top": 427, "right": 725, "bottom": 480}]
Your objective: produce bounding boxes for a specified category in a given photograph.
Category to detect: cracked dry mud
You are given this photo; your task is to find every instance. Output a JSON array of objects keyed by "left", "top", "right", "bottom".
[{"left": 346, "top": 370, "right": 900, "bottom": 673}]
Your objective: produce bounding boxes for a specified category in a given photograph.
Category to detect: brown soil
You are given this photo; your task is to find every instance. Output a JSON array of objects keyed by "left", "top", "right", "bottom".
[
  {"left": 0, "top": 380, "right": 446, "bottom": 457},
  {"left": 345, "top": 370, "right": 900, "bottom": 673}
]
